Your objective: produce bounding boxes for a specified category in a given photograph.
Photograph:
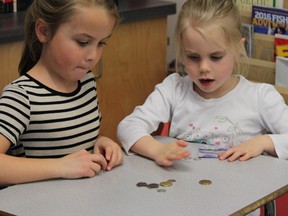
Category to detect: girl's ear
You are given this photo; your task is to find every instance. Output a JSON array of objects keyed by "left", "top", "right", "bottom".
[
  {"left": 241, "top": 37, "right": 246, "bottom": 46},
  {"left": 35, "top": 19, "right": 50, "bottom": 43}
]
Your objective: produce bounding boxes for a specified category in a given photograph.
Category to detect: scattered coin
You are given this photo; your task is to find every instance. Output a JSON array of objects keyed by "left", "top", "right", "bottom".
[
  {"left": 199, "top": 179, "right": 212, "bottom": 185},
  {"left": 148, "top": 183, "right": 159, "bottom": 189},
  {"left": 136, "top": 182, "right": 148, "bottom": 187},
  {"left": 136, "top": 179, "right": 176, "bottom": 191},
  {"left": 160, "top": 181, "right": 173, "bottom": 187},
  {"left": 157, "top": 189, "right": 166, "bottom": 193}
]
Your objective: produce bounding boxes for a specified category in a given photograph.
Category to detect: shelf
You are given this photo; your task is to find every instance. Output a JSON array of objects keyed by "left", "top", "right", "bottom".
[{"left": 240, "top": 9, "right": 288, "bottom": 104}]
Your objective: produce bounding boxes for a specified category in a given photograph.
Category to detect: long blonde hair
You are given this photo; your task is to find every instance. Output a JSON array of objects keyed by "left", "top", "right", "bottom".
[
  {"left": 18, "top": 0, "right": 119, "bottom": 75},
  {"left": 174, "top": 0, "right": 248, "bottom": 75}
]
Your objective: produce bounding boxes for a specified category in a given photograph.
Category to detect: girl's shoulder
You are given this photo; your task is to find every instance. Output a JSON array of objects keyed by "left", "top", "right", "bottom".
[
  {"left": 239, "top": 75, "right": 284, "bottom": 102},
  {"left": 2, "top": 75, "right": 33, "bottom": 94},
  {"left": 2, "top": 71, "right": 95, "bottom": 95},
  {"left": 162, "top": 73, "right": 191, "bottom": 88},
  {"left": 240, "top": 75, "right": 277, "bottom": 92}
]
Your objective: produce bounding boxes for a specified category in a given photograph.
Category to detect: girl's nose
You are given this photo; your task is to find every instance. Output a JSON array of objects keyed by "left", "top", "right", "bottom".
[
  {"left": 86, "top": 47, "right": 98, "bottom": 62},
  {"left": 199, "top": 59, "right": 211, "bottom": 73}
]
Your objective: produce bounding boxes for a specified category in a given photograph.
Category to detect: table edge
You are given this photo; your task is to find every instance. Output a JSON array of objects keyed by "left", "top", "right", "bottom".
[{"left": 231, "top": 184, "right": 288, "bottom": 215}]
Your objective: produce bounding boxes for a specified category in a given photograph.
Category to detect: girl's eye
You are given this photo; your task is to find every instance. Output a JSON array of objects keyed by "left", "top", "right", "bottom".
[
  {"left": 211, "top": 56, "right": 223, "bottom": 61},
  {"left": 187, "top": 55, "right": 200, "bottom": 62},
  {"left": 77, "top": 41, "right": 89, "bottom": 46},
  {"left": 98, "top": 41, "right": 107, "bottom": 47}
]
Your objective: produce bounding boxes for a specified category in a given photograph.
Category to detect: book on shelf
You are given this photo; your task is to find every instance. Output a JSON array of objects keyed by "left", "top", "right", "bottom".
[
  {"left": 252, "top": 5, "right": 288, "bottom": 35},
  {"left": 0, "top": 0, "right": 14, "bottom": 13},
  {"left": 0, "top": 0, "right": 33, "bottom": 13},
  {"left": 234, "top": 0, "right": 284, "bottom": 12},
  {"left": 274, "top": 33, "right": 288, "bottom": 58},
  {"left": 275, "top": 56, "right": 288, "bottom": 87},
  {"left": 274, "top": 34, "right": 288, "bottom": 87},
  {"left": 242, "top": 23, "right": 254, "bottom": 57}
]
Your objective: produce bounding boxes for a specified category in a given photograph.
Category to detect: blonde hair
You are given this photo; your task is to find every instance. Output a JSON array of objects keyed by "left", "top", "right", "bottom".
[
  {"left": 174, "top": 0, "right": 248, "bottom": 76},
  {"left": 19, "top": 0, "right": 119, "bottom": 75}
]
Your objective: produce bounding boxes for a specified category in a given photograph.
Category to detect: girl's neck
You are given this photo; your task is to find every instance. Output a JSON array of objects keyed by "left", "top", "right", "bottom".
[
  {"left": 194, "top": 75, "right": 240, "bottom": 99},
  {"left": 27, "top": 63, "right": 78, "bottom": 93}
]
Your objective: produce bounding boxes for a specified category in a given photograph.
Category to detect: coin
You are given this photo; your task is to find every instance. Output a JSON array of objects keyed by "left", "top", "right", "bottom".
[
  {"left": 167, "top": 179, "right": 176, "bottom": 183},
  {"left": 136, "top": 182, "right": 148, "bottom": 187},
  {"left": 199, "top": 179, "right": 212, "bottom": 185},
  {"left": 148, "top": 183, "right": 159, "bottom": 189},
  {"left": 157, "top": 189, "right": 166, "bottom": 193},
  {"left": 160, "top": 181, "right": 173, "bottom": 187}
]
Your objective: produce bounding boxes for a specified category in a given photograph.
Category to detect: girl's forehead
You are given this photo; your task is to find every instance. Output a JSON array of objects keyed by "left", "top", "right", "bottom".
[
  {"left": 58, "top": 6, "right": 115, "bottom": 39},
  {"left": 183, "top": 25, "right": 226, "bottom": 44},
  {"left": 71, "top": 6, "right": 112, "bottom": 24},
  {"left": 181, "top": 25, "right": 230, "bottom": 53}
]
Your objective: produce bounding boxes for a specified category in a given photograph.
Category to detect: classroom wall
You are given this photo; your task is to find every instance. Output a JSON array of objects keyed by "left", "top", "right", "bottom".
[{"left": 166, "top": 0, "right": 186, "bottom": 65}]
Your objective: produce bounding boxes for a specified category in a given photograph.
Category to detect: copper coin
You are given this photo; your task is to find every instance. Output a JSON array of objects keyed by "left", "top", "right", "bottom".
[
  {"left": 160, "top": 181, "right": 173, "bottom": 187},
  {"left": 148, "top": 183, "right": 159, "bottom": 189},
  {"left": 136, "top": 182, "right": 148, "bottom": 187},
  {"left": 199, "top": 179, "right": 212, "bottom": 185}
]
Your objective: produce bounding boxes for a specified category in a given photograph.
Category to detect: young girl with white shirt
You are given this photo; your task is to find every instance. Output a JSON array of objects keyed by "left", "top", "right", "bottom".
[{"left": 117, "top": 0, "right": 288, "bottom": 166}]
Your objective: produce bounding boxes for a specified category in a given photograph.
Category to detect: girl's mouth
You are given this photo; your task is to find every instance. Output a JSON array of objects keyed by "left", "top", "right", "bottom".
[{"left": 199, "top": 79, "right": 215, "bottom": 86}]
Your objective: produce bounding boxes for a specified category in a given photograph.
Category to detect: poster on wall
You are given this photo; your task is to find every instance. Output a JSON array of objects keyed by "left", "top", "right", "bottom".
[{"left": 251, "top": 5, "right": 288, "bottom": 35}]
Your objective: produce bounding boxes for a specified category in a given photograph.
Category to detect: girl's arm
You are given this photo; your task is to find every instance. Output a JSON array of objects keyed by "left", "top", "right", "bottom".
[{"left": 0, "top": 135, "right": 107, "bottom": 185}]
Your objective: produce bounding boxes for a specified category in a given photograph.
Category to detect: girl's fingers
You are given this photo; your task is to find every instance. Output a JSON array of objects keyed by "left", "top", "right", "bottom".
[
  {"left": 176, "top": 140, "right": 188, "bottom": 147},
  {"left": 106, "top": 148, "right": 123, "bottom": 171},
  {"left": 91, "top": 154, "right": 107, "bottom": 171}
]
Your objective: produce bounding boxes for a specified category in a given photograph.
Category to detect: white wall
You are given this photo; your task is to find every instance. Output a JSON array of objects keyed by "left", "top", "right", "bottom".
[{"left": 167, "top": 0, "right": 186, "bottom": 65}]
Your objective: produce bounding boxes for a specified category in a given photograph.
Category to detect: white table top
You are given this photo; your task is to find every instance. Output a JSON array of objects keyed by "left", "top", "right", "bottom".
[{"left": 1, "top": 136, "right": 288, "bottom": 216}]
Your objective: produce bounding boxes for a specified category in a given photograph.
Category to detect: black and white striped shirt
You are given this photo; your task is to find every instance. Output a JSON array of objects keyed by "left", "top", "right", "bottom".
[{"left": 0, "top": 71, "right": 101, "bottom": 158}]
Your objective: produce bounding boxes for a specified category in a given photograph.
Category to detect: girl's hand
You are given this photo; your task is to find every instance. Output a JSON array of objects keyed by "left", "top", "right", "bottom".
[
  {"left": 94, "top": 136, "right": 123, "bottom": 171},
  {"left": 218, "top": 135, "right": 276, "bottom": 162},
  {"left": 218, "top": 142, "right": 262, "bottom": 162},
  {"left": 59, "top": 149, "right": 107, "bottom": 179},
  {"left": 154, "top": 140, "right": 191, "bottom": 166}
]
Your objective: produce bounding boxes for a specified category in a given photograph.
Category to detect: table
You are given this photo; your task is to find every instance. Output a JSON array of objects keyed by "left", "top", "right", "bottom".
[{"left": 1, "top": 136, "right": 288, "bottom": 216}]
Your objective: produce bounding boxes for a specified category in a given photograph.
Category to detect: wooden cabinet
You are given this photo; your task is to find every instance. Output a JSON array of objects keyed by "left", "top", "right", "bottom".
[
  {"left": 0, "top": 16, "right": 168, "bottom": 143},
  {"left": 0, "top": 41, "right": 23, "bottom": 90},
  {"left": 94, "top": 17, "right": 168, "bottom": 142}
]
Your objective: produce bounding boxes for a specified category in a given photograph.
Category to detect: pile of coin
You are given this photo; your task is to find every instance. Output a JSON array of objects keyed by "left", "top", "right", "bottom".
[{"left": 136, "top": 179, "right": 176, "bottom": 192}]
